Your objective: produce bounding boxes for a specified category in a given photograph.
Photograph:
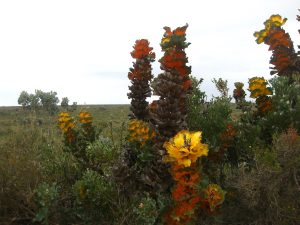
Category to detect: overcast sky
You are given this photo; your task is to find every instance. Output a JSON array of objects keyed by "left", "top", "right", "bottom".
[{"left": 0, "top": 0, "right": 299, "bottom": 106}]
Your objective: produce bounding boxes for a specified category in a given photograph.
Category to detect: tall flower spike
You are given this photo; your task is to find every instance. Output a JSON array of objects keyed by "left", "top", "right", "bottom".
[
  {"left": 58, "top": 112, "right": 75, "bottom": 133},
  {"left": 163, "top": 130, "right": 209, "bottom": 224},
  {"left": 58, "top": 112, "right": 76, "bottom": 144},
  {"left": 128, "top": 39, "right": 155, "bottom": 120},
  {"left": 248, "top": 77, "right": 273, "bottom": 115},
  {"left": 151, "top": 24, "right": 192, "bottom": 155},
  {"left": 254, "top": 14, "right": 300, "bottom": 76}
]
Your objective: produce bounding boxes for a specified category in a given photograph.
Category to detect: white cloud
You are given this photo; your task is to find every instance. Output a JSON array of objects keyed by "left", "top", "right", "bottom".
[{"left": 0, "top": 0, "right": 299, "bottom": 105}]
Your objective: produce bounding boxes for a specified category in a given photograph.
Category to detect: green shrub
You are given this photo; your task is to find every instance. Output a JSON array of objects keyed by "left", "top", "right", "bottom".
[
  {"left": 33, "top": 182, "right": 59, "bottom": 224},
  {"left": 72, "top": 169, "right": 116, "bottom": 224}
]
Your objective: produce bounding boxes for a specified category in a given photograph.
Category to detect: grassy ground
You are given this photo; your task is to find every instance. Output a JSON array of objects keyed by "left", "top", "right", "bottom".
[
  {"left": 0, "top": 105, "right": 130, "bottom": 224},
  {"left": 1, "top": 104, "right": 299, "bottom": 225},
  {"left": 0, "top": 105, "right": 130, "bottom": 140}
]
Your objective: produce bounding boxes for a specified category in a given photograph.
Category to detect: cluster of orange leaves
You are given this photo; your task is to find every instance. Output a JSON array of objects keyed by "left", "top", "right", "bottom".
[
  {"left": 164, "top": 164, "right": 202, "bottom": 225},
  {"left": 130, "top": 39, "right": 155, "bottom": 59},
  {"left": 256, "top": 96, "right": 273, "bottom": 114},
  {"left": 160, "top": 24, "right": 192, "bottom": 90},
  {"left": 268, "top": 29, "right": 294, "bottom": 75},
  {"left": 165, "top": 164, "right": 225, "bottom": 224},
  {"left": 162, "top": 49, "right": 190, "bottom": 78},
  {"left": 128, "top": 39, "right": 155, "bottom": 80}
]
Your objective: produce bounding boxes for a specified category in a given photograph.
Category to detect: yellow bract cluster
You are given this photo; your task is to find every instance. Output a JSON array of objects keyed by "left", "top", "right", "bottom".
[
  {"left": 128, "top": 119, "right": 155, "bottom": 146},
  {"left": 264, "top": 14, "right": 287, "bottom": 29},
  {"left": 164, "top": 130, "right": 208, "bottom": 167},
  {"left": 79, "top": 111, "right": 92, "bottom": 124},
  {"left": 254, "top": 14, "right": 287, "bottom": 44},
  {"left": 248, "top": 77, "right": 272, "bottom": 98},
  {"left": 58, "top": 112, "right": 75, "bottom": 133}
]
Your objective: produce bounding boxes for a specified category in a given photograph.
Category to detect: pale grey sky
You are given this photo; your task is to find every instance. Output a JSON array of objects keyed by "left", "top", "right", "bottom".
[{"left": 0, "top": 0, "right": 299, "bottom": 106}]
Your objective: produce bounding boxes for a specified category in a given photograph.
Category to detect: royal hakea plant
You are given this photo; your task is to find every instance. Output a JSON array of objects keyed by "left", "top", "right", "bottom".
[
  {"left": 113, "top": 116, "right": 159, "bottom": 195},
  {"left": 58, "top": 111, "right": 97, "bottom": 168},
  {"left": 248, "top": 77, "right": 273, "bottom": 115},
  {"left": 128, "top": 39, "right": 155, "bottom": 120},
  {"left": 116, "top": 24, "right": 228, "bottom": 219},
  {"left": 233, "top": 82, "right": 246, "bottom": 108},
  {"left": 254, "top": 14, "right": 300, "bottom": 77},
  {"left": 113, "top": 40, "right": 160, "bottom": 194},
  {"left": 150, "top": 24, "right": 192, "bottom": 154},
  {"left": 163, "top": 130, "right": 225, "bottom": 224}
]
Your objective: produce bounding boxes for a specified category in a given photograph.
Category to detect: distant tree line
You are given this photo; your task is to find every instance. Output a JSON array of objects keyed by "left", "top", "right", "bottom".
[{"left": 18, "top": 90, "right": 77, "bottom": 114}]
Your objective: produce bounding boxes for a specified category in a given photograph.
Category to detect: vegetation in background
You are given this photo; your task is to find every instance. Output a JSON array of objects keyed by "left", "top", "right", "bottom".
[{"left": 18, "top": 90, "right": 59, "bottom": 115}]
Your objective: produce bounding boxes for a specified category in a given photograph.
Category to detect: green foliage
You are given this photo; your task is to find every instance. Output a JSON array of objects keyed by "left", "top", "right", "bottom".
[
  {"left": 61, "top": 97, "right": 69, "bottom": 110},
  {"left": 18, "top": 90, "right": 31, "bottom": 109},
  {"left": 187, "top": 76, "right": 206, "bottom": 106},
  {"left": 29, "top": 92, "right": 42, "bottom": 111},
  {"left": 39, "top": 142, "right": 80, "bottom": 187},
  {"left": 72, "top": 169, "right": 115, "bottom": 224},
  {"left": 58, "top": 111, "right": 100, "bottom": 171},
  {"left": 36, "top": 90, "right": 60, "bottom": 115},
  {"left": 240, "top": 75, "right": 300, "bottom": 145},
  {"left": 0, "top": 122, "right": 49, "bottom": 223},
  {"left": 132, "top": 194, "right": 169, "bottom": 225},
  {"left": 70, "top": 101, "right": 78, "bottom": 112},
  {"left": 34, "top": 182, "right": 59, "bottom": 224},
  {"left": 222, "top": 130, "right": 300, "bottom": 225},
  {"left": 86, "top": 135, "right": 119, "bottom": 175},
  {"left": 18, "top": 89, "right": 60, "bottom": 114},
  {"left": 187, "top": 77, "right": 232, "bottom": 147},
  {"left": 231, "top": 112, "right": 259, "bottom": 167},
  {"left": 267, "top": 75, "right": 300, "bottom": 131},
  {"left": 212, "top": 78, "right": 229, "bottom": 98},
  {"left": 200, "top": 97, "right": 232, "bottom": 147}
]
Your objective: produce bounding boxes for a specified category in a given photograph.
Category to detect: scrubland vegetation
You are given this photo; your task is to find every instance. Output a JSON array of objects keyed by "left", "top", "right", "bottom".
[{"left": 0, "top": 10, "right": 300, "bottom": 225}]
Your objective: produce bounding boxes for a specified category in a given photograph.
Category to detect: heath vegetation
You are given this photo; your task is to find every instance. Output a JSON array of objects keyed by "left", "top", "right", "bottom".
[{"left": 0, "top": 9, "right": 300, "bottom": 225}]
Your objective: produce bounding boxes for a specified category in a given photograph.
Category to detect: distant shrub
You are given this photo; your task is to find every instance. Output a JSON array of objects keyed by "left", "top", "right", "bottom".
[
  {"left": 61, "top": 97, "right": 69, "bottom": 110},
  {"left": 18, "top": 89, "right": 59, "bottom": 114}
]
